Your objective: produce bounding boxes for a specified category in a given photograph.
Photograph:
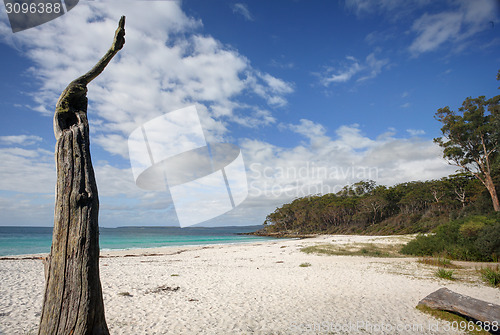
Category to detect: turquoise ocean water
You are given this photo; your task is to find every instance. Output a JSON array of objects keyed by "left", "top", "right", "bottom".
[{"left": 0, "top": 226, "right": 272, "bottom": 256}]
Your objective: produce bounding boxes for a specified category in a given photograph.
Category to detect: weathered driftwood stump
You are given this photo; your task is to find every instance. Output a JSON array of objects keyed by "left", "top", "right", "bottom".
[
  {"left": 38, "top": 17, "right": 125, "bottom": 335},
  {"left": 418, "top": 288, "right": 500, "bottom": 324}
]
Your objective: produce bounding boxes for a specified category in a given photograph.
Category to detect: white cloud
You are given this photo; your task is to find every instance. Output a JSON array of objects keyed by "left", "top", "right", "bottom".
[
  {"left": 0, "top": 192, "right": 55, "bottom": 226},
  {"left": 406, "top": 129, "right": 425, "bottom": 136},
  {"left": 0, "top": 119, "right": 457, "bottom": 226},
  {"left": 0, "top": 144, "right": 145, "bottom": 197},
  {"left": 321, "top": 56, "right": 362, "bottom": 85},
  {"left": 0, "top": 154, "right": 162, "bottom": 226},
  {"left": 346, "top": 0, "right": 399, "bottom": 14},
  {"left": 0, "top": 1, "right": 296, "bottom": 227},
  {"left": 358, "top": 52, "right": 389, "bottom": 81},
  {"left": 0, "top": 147, "right": 55, "bottom": 193},
  {"left": 269, "top": 59, "right": 294, "bottom": 69},
  {"left": 288, "top": 119, "right": 327, "bottom": 139},
  {"left": 232, "top": 3, "right": 254, "bottom": 21},
  {"left": 0, "top": 2, "right": 293, "bottom": 160},
  {"left": 245, "top": 71, "right": 294, "bottom": 107},
  {"left": 346, "top": 0, "right": 498, "bottom": 56},
  {"left": 285, "top": 119, "right": 332, "bottom": 150},
  {"left": 0, "top": 135, "right": 42, "bottom": 146},
  {"left": 232, "top": 108, "right": 277, "bottom": 128},
  {"left": 345, "top": 0, "right": 430, "bottom": 18},
  {"left": 242, "top": 121, "right": 456, "bottom": 208},
  {"left": 365, "top": 29, "right": 397, "bottom": 45},
  {"left": 259, "top": 72, "right": 294, "bottom": 95},
  {"left": 409, "top": 0, "right": 498, "bottom": 55},
  {"left": 320, "top": 52, "right": 389, "bottom": 86},
  {"left": 0, "top": 2, "right": 460, "bottom": 227},
  {"left": 409, "top": 11, "right": 462, "bottom": 55},
  {"left": 0, "top": 139, "right": 163, "bottom": 226},
  {"left": 335, "top": 124, "right": 375, "bottom": 150},
  {"left": 400, "top": 102, "right": 411, "bottom": 108},
  {"left": 94, "top": 164, "right": 146, "bottom": 198}
]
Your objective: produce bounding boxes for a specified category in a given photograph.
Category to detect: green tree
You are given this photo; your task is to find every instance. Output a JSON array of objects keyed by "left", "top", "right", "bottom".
[
  {"left": 445, "top": 173, "right": 477, "bottom": 208},
  {"left": 358, "top": 195, "right": 388, "bottom": 224},
  {"left": 434, "top": 89, "right": 500, "bottom": 211}
]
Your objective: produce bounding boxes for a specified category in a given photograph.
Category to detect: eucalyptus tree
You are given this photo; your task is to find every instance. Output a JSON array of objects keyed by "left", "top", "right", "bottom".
[{"left": 434, "top": 76, "right": 499, "bottom": 211}]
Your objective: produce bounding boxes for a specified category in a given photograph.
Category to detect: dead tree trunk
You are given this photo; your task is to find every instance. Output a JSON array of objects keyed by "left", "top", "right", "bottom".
[{"left": 38, "top": 17, "right": 125, "bottom": 335}]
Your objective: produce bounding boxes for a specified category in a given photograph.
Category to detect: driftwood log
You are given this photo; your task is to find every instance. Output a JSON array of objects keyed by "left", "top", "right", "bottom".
[
  {"left": 38, "top": 17, "right": 125, "bottom": 335},
  {"left": 418, "top": 288, "right": 500, "bottom": 324}
]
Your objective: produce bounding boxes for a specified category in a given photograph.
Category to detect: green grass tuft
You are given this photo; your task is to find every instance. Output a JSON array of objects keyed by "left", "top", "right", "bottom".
[
  {"left": 416, "top": 305, "right": 491, "bottom": 335},
  {"left": 479, "top": 266, "right": 500, "bottom": 288},
  {"left": 418, "top": 257, "right": 460, "bottom": 268},
  {"left": 301, "top": 243, "right": 402, "bottom": 258},
  {"left": 299, "top": 262, "right": 311, "bottom": 267},
  {"left": 436, "top": 268, "right": 455, "bottom": 280}
]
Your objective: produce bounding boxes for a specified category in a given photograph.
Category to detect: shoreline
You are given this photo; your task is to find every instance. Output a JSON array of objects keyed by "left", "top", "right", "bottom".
[
  {"left": 0, "top": 236, "right": 283, "bottom": 260},
  {"left": 1, "top": 235, "right": 499, "bottom": 334},
  {"left": 0, "top": 232, "right": 280, "bottom": 259},
  {"left": 0, "top": 233, "right": 408, "bottom": 259},
  {"left": 0, "top": 225, "right": 271, "bottom": 258}
]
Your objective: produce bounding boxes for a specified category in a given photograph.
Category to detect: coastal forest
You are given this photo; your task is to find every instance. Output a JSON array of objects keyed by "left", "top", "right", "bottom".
[
  {"left": 262, "top": 175, "right": 498, "bottom": 236},
  {"left": 258, "top": 70, "right": 500, "bottom": 261}
]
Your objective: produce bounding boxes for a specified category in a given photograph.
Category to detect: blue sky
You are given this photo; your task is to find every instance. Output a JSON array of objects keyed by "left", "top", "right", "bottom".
[{"left": 0, "top": 0, "right": 499, "bottom": 227}]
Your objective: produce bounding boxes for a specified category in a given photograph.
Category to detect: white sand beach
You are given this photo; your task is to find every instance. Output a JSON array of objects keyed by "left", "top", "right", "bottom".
[{"left": 1, "top": 235, "right": 499, "bottom": 335}]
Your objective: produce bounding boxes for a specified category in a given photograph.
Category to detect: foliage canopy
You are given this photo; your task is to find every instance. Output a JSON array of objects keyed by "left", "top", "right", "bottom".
[{"left": 433, "top": 72, "right": 500, "bottom": 211}]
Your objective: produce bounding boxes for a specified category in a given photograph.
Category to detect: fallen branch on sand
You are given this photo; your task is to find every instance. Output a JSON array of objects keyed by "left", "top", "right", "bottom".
[{"left": 418, "top": 288, "right": 500, "bottom": 324}]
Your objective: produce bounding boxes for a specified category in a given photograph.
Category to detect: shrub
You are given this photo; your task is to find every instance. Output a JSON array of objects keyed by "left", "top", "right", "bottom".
[
  {"left": 474, "top": 222, "right": 500, "bottom": 262},
  {"left": 400, "top": 233, "right": 447, "bottom": 257},
  {"left": 459, "top": 219, "right": 485, "bottom": 238},
  {"left": 401, "top": 214, "right": 500, "bottom": 262}
]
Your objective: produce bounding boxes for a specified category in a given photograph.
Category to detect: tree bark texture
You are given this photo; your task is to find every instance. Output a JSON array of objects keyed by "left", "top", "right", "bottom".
[
  {"left": 38, "top": 16, "right": 125, "bottom": 335},
  {"left": 484, "top": 174, "right": 500, "bottom": 212}
]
